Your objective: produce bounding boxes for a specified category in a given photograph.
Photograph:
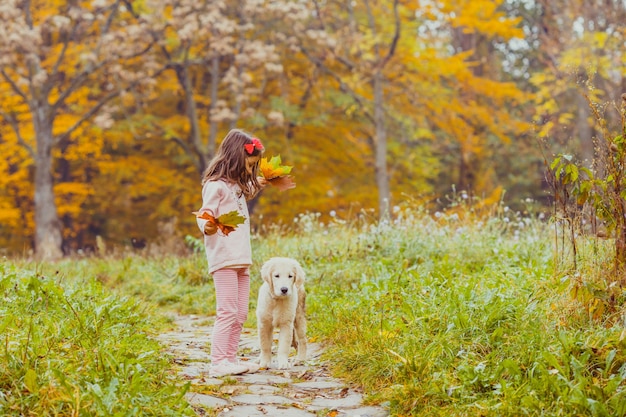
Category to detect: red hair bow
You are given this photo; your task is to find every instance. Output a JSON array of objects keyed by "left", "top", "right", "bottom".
[{"left": 244, "top": 138, "right": 264, "bottom": 155}]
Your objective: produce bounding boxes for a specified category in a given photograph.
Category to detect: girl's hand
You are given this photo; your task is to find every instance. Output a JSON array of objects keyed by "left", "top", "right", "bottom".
[
  {"left": 258, "top": 176, "right": 268, "bottom": 187},
  {"left": 204, "top": 221, "right": 218, "bottom": 235}
]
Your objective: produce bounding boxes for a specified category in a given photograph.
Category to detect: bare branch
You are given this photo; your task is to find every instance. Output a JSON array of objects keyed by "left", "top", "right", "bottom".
[
  {"left": 51, "top": 60, "right": 108, "bottom": 111},
  {"left": 50, "top": 35, "right": 72, "bottom": 83},
  {"left": 52, "top": 31, "right": 159, "bottom": 111},
  {"left": 300, "top": 46, "right": 374, "bottom": 124},
  {"left": 378, "top": 0, "right": 400, "bottom": 69},
  {"left": 313, "top": 0, "right": 326, "bottom": 30},
  {"left": 364, "top": 0, "right": 400, "bottom": 71},
  {"left": 54, "top": 66, "right": 168, "bottom": 145},
  {"left": 94, "top": 0, "right": 122, "bottom": 57},
  {"left": 0, "top": 69, "right": 29, "bottom": 103},
  {"left": 23, "top": 0, "right": 33, "bottom": 28},
  {"left": 50, "top": 17, "right": 84, "bottom": 82},
  {"left": 333, "top": 54, "right": 357, "bottom": 72},
  {"left": 119, "top": 41, "right": 158, "bottom": 61},
  {"left": 170, "top": 135, "right": 203, "bottom": 173},
  {"left": 0, "top": 110, "right": 35, "bottom": 158},
  {"left": 121, "top": 0, "right": 176, "bottom": 63},
  {"left": 53, "top": 90, "right": 119, "bottom": 146}
]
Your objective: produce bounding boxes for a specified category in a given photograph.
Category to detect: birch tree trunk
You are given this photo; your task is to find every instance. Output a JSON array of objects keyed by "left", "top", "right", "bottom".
[{"left": 32, "top": 103, "right": 63, "bottom": 260}]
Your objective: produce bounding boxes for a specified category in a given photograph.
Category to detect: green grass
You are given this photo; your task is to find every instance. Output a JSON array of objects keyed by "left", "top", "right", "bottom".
[
  {"left": 0, "top": 262, "right": 194, "bottom": 416},
  {"left": 3, "top": 207, "right": 626, "bottom": 416}
]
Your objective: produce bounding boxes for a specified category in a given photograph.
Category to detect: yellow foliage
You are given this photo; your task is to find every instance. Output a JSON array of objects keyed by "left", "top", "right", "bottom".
[
  {"left": 0, "top": 207, "right": 21, "bottom": 225},
  {"left": 55, "top": 182, "right": 93, "bottom": 198},
  {"left": 0, "top": 0, "right": 542, "bottom": 252},
  {"left": 443, "top": 0, "right": 523, "bottom": 39}
]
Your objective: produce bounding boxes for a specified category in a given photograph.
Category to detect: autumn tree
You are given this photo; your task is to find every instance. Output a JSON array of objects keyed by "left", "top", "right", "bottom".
[
  {"left": 135, "top": 0, "right": 308, "bottom": 177},
  {"left": 524, "top": 0, "right": 626, "bottom": 164},
  {"left": 408, "top": 0, "right": 530, "bottom": 202},
  {"left": 0, "top": 0, "right": 161, "bottom": 259},
  {"left": 0, "top": 0, "right": 551, "bottom": 254},
  {"left": 294, "top": 0, "right": 529, "bottom": 216},
  {"left": 297, "top": 0, "right": 402, "bottom": 217}
]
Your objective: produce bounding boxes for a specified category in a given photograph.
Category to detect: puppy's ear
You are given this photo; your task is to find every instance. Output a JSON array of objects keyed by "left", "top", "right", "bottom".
[
  {"left": 293, "top": 260, "right": 306, "bottom": 289},
  {"left": 261, "top": 259, "right": 273, "bottom": 284}
]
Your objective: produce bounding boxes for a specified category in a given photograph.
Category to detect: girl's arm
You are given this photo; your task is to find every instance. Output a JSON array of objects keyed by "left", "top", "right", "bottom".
[{"left": 196, "top": 182, "right": 221, "bottom": 235}]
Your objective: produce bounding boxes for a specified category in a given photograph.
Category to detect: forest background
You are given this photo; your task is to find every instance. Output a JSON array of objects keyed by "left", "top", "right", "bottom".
[{"left": 0, "top": 0, "right": 623, "bottom": 259}]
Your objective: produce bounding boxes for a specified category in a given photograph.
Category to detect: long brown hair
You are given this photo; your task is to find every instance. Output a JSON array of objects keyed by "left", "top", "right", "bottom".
[{"left": 202, "top": 129, "right": 264, "bottom": 200}]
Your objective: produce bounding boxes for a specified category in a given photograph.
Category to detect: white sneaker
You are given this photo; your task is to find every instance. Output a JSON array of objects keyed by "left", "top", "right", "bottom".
[
  {"left": 234, "top": 359, "right": 260, "bottom": 374},
  {"left": 209, "top": 361, "right": 248, "bottom": 377}
]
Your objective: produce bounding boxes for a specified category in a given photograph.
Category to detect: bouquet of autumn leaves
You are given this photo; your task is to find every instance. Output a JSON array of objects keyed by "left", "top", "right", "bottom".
[
  {"left": 193, "top": 155, "right": 295, "bottom": 236},
  {"left": 259, "top": 155, "right": 296, "bottom": 191}
]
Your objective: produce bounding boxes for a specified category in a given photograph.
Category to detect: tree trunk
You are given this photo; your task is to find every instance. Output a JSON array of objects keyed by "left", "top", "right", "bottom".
[
  {"left": 373, "top": 70, "right": 390, "bottom": 217},
  {"left": 175, "top": 63, "right": 205, "bottom": 175},
  {"left": 459, "top": 151, "right": 474, "bottom": 193},
  {"left": 33, "top": 105, "right": 63, "bottom": 260},
  {"left": 207, "top": 55, "right": 220, "bottom": 168},
  {"left": 577, "top": 91, "right": 594, "bottom": 167}
]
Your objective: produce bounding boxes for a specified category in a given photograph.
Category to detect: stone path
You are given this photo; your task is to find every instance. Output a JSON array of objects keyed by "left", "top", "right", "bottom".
[{"left": 156, "top": 314, "right": 389, "bottom": 417}]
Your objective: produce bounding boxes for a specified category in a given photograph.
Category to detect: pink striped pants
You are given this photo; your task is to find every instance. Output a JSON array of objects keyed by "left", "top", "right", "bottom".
[{"left": 211, "top": 267, "right": 250, "bottom": 364}]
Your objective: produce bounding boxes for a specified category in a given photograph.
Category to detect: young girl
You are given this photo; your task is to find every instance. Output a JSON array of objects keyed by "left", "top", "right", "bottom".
[{"left": 196, "top": 129, "right": 265, "bottom": 377}]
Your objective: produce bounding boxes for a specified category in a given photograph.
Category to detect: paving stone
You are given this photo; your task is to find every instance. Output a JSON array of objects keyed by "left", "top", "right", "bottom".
[
  {"left": 180, "top": 361, "right": 211, "bottom": 378},
  {"left": 247, "top": 384, "right": 282, "bottom": 394},
  {"left": 190, "top": 376, "right": 224, "bottom": 386},
  {"left": 218, "top": 384, "right": 248, "bottom": 395},
  {"left": 292, "top": 380, "right": 345, "bottom": 390},
  {"left": 235, "top": 372, "right": 293, "bottom": 385},
  {"left": 174, "top": 350, "right": 210, "bottom": 361},
  {"left": 310, "top": 392, "right": 365, "bottom": 408},
  {"left": 230, "top": 393, "right": 293, "bottom": 405},
  {"left": 184, "top": 392, "right": 229, "bottom": 408},
  {"left": 218, "top": 404, "right": 316, "bottom": 417}
]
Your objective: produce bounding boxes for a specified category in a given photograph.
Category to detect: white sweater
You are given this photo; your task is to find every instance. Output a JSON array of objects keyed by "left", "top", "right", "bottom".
[{"left": 196, "top": 180, "right": 251, "bottom": 274}]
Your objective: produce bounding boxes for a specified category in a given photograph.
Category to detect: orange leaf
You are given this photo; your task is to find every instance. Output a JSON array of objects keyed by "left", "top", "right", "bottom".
[
  {"left": 192, "top": 210, "right": 245, "bottom": 236},
  {"left": 268, "top": 175, "right": 296, "bottom": 191},
  {"left": 193, "top": 211, "right": 216, "bottom": 222}
]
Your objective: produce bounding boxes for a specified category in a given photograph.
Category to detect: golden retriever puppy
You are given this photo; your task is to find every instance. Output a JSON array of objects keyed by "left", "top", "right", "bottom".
[{"left": 256, "top": 257, "right": 307, "bottom": 369}]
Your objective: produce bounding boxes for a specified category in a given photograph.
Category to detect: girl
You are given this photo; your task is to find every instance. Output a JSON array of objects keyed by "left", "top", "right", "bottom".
[{"left": 196, "top": 129, "right": 265, "bottom": 377}]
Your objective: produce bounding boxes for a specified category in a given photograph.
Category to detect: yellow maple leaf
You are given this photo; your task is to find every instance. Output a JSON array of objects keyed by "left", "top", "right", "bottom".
[{"left": 260, "top": 155, "right": 296, "bottom": 190}]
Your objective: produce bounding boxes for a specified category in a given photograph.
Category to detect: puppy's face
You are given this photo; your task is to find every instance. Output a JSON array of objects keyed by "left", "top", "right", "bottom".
[{"left": 261, "top": 258, "right": 305, "bottom": 297}]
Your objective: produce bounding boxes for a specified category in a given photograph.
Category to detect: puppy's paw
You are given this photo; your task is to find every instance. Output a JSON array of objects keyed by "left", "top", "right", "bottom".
[
  {"left": 258, "top": 357, "right": 271, "bottom": 369},
  {"left": 277, "top": 358, "right": 291, "bottom": 369}
]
